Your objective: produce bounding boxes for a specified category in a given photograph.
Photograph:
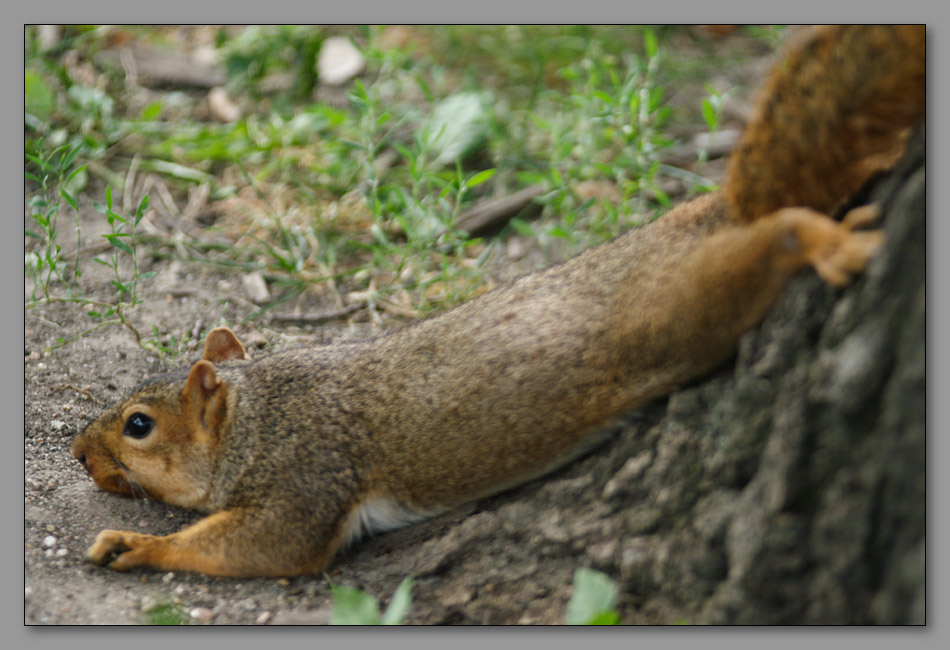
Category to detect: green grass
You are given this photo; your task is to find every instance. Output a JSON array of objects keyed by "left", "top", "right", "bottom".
[
  {"left": 24, "top": 25, "right": 779, "bottom": 345},
  {"left": 141, "top": 602, "right": 190, "bottom": 625}
]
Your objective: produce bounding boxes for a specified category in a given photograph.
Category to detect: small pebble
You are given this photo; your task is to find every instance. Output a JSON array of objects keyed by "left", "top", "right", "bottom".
[
  {"left": 318, "top": 36, "right": 365, "bottom": 85},
  {"left": 55, "top": 548, "right": 68, "bottom": 557},
  {"left": 189, "top": 607, "right": 216, "bottom": 623},
  {"left": 255, "top": 611, "right": 272, "bottom": 625},
  {"left": 29, "top": 351, "right": 41, "bottom": 362},
  {"left": 208, "top": 87, "right": 241, "bottom": 123},
  {"left": 162, "top": 572, "right": 175, "bottom": 583},
  {"left": 43, "top": 535, "right": 57, "bottom": 548}
]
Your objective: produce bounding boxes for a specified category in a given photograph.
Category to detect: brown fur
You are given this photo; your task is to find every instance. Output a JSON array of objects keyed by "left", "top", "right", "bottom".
[
  {"left": 727, "top": 25, "right": 925, "bottom": 222},
  {"left": 70, "top": 26, "right": 922, "bottom": 577}
]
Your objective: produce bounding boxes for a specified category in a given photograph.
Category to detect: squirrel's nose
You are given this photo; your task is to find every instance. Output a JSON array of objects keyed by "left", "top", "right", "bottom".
[{"left": 71, "top": 441, "right": 89, "bottom": 471}]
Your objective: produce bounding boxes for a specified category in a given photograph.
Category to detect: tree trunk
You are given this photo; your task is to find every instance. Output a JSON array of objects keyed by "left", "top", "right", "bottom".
[{"left": 613, "top": 127, "right": 926, "bottom": 624}]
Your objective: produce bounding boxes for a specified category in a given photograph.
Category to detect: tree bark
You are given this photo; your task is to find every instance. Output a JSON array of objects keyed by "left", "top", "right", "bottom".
[{"left": 614, "top": 127, "right": 926, "bottom": 624}]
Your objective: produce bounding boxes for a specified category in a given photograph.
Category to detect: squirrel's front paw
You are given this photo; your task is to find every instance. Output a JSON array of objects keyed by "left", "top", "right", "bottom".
[{"left": 87, "top": 529, "right": 162, "bottom": 571}]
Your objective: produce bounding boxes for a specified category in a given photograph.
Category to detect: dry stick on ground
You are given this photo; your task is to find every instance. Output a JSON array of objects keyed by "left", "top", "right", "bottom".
[
  {"left": 454, "top": 185, "right": 546, "bottom": 235},
  {"left": 270, "top": 302, "right": 367, "bottom": 324},
  {"left": 101, "top": 44, "right": 227, "bottom": 88},
  {"left": 48, "top": 383, "right": 105, "bottom": 405}
]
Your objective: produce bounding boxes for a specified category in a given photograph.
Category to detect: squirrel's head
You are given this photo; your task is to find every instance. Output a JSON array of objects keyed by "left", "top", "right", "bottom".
[{"left": 70, "top": 328, "right": 249, "bottom": 510}]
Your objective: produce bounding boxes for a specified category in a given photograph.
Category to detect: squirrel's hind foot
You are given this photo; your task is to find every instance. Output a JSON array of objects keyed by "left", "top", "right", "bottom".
[{"left": 779, "top": 204, "right": 884, "bottom": 287}]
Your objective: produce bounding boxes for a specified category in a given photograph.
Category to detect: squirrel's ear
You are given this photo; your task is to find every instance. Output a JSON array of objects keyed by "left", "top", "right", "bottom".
[
  {"left": 203, "top": 327, "right": 248, "bottom": 362},
  {"left": 185, "top": 360, "right": 222, "bottom": 400},
  {"left": 184, "top": 360, "right": 231, "bottom": 437}
]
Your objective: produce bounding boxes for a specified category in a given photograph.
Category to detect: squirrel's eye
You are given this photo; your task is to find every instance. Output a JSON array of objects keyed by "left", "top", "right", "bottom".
[{"left": 124, "top": 413, "right": 154, "bottom": 439}]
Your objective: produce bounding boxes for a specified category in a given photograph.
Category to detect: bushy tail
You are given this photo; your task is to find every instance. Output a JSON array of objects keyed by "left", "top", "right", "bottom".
[{"left": 726, "top": 25, "right": 925, "bottom": 223}]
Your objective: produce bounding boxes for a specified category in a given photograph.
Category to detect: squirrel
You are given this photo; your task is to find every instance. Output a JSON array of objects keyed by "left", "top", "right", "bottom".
[{"left": 70, "top": 25, "right": 924, "bottom": 578}]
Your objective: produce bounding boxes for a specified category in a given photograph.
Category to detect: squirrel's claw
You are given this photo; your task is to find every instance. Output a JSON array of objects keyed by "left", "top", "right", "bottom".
[
  {"left": 812, "top": 230, "right": 884, "bottom": 286},
  {"left": 841, "top": 204, "right": 880, "bottom": 231},
  {"left": 87, "top": 529, "right": 157, "bottom": 571}
]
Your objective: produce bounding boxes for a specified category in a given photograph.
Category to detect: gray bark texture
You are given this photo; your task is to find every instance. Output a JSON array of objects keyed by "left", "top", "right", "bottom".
[{"left": 611, "top": 127, "right": 927, "bottom": 624}]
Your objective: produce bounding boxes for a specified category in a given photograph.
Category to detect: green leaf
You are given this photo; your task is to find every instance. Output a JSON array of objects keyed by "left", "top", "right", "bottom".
[
  {"left": 61, "top": 188, "right": 78, "bottom": 212},
  {"left": 586, "top": 611, "right": 620, "bottom": 625},
  {"left": 141, "top": 101, "right": 164, "bottom": 121},
  {"left": 644, "top": 28, "right": 659, "bottom": 59},
  {"left": 105, "top": 234, "right": 133, "bottom": 255},
  {"left": 25, "top": 71, "right": 55, "bottom": 121},
  {"left": 25, "top": 152, "right": 48, "bottom": 171},
  {"left": 464, "top": 168, "right": 495, "bottom": 190},
  {"left": 329, "top": 585, "right": 380, "bottom": 625},
  {"left": 509, "top": 218, "right": 536, "bottom": 238},
  {"left": 61, "top": 145, "right": 80, "bottom": 171},
  {"left": 105, "top": 186, "right": 113, "bottom": 211},
  {"left": 564, "top": 568, "right": 619, "bottom": 625},
  {"left": 420, "top": 91, "right": 491, "bottom": 166},
  {"left": 25, "top": 229, "right": 44, "bottom": 239},
  {"left": 380, "top": 578, "right": 413, "bottom": 625},
  {"left": 66, "top": 163, "right": 88, "bottom": 187},
  {"left": 648, "top": 86, "right": 665, "bottom": 113},
  {"left": 135, "top": 194, "right": 150, "bottom": 224},
  {"left": 370, "top": 223, "right": 388, "bottom": 246},
  {"left": 701, "top": 97, "right": 717, "bottom": 131}
]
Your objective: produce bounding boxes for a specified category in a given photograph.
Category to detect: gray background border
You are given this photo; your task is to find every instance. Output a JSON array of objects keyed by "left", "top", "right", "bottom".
[{"left": 8, "top": 4, "right": 945, "bottom": 647}]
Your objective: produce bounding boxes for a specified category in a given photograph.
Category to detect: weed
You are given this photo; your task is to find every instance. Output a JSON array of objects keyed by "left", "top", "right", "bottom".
[
  {"left": 564, "top": 568, "right": 620, "bottom": 625},
  {"left": 142, "top": 602, "right": 189, "bottom": 625},
  {"left": 329, "top": 577, "right": 413, "bottom": 625},
  {"left": 143, "top": 324, "right": 195, "bottom": 360},
  {"left": 93, "top": 186, "right": 153, "bottom": 306},
  {"left": 24, "top": 142, "right": 86, "bottom": 299},
  {"left": 25, "top": 25, "right": 776, "bottom": 340},
  {"left": 326, "top": 569, "right": 622, "bottom": 625}
]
